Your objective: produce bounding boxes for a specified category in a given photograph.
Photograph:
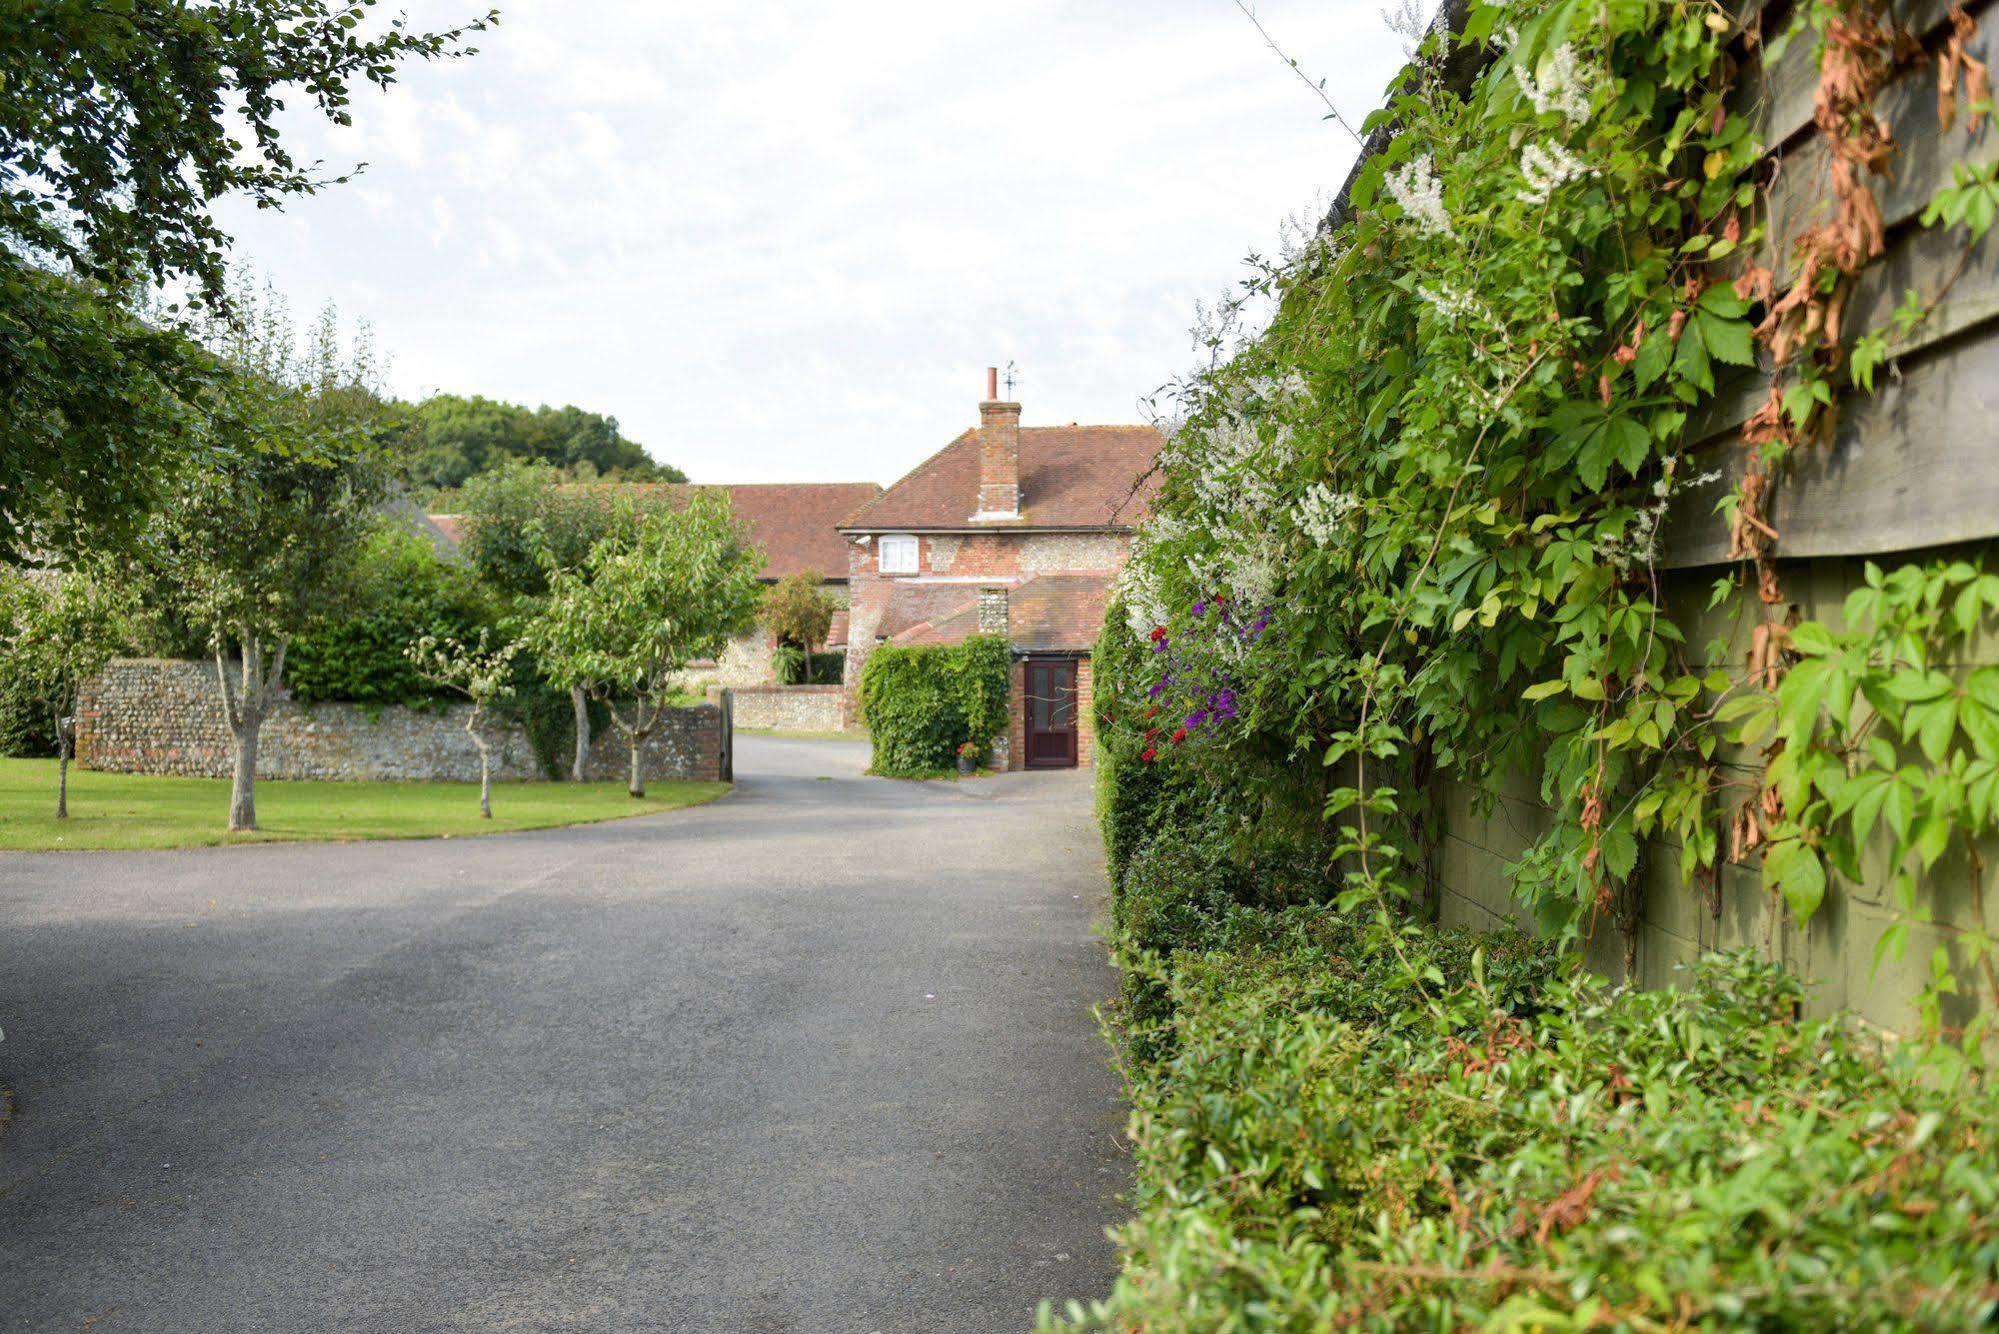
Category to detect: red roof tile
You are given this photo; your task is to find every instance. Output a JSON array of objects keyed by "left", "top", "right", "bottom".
[
  {"left": 842, "top": 425, "right": 1162, "bottom": 532},
  {"left": 875, "top": 582, "right": 980, "bottom": 643},
  {"left": 1004, "top": 573, "right": 1115, "bottom": 652},
  {"left": 616, "top": 483, "right": 881, "bottom": 581}
]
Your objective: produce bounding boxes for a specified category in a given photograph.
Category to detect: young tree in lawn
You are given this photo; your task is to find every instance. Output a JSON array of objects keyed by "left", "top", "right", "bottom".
[
  {"left": 406, "top": 631, "right": 520, "bottom": 819},
  {"left": 761, "top": 570, "right": 837, "bottom": 683},
  {"left": 142, "top": 295, "right": 388, "bottom": 831},
  {"left": 528, "top": 493, "right": 762, "bottom": 797},
  {"left": 0, "top": 569, "right": 131, "bottom": 817},
  {"left": 456, "top": 463, "right": 669, "bottom": 780}
]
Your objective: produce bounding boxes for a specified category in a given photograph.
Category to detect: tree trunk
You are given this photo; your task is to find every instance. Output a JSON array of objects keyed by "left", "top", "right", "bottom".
[
  {"left": 627, "top": 733, "right": 645, "bottom": 798},
  {"left": 55, "top": 726, "right": 70, "bottom": 820},
  {"left": 571, "top": 684, "right": 591, "bottom": 782},
  {"left": 229, "top": 723, "right": 259, "bottom": 832},
  {"left": 467, "top": 707, "right": 493, "bottom": 818}
]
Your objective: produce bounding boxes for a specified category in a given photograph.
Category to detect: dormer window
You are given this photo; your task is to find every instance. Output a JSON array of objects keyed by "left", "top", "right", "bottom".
[{"left": 878, "top": 534, "right": 919, "bottom": 574}]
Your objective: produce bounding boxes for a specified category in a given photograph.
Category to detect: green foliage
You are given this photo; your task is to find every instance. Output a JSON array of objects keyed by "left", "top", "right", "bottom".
[
  {"left": 396, "top": 394, "right": 682, "bottom": 493},
  {"left": 773, "top": 648, "right": 844, "bottom": 686},
  {"left": 1, "top": 0, "right": 487, "bottom": 560},
  {"left": 285, "top": 527, "right": 498, "bottom": 707},
  {"left": 858, "top": 636, "right": 1011, "bottom": 777},
  {"left": 0, "top": 568, "right": 131, "bottom": 756},
  {"left": 762, "top": 570, "right": 837, "bottom": 657},
  {"left": 526, "top": 491, "right": 761, "bottom": 790},
  {"left": 1048, "top": 904, "right": 1999, "bottom": 1330}
]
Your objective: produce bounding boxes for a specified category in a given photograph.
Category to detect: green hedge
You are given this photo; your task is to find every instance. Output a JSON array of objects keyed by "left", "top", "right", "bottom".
[
  {"left": 858, "top": 635, "right": 1009, "bottom": 776},
  {"left": 1049, "top": 820, "right": 1999, "bottom": 1329},
  {"left": 285, "top": 527, "right": 498, "bottom": 707}
]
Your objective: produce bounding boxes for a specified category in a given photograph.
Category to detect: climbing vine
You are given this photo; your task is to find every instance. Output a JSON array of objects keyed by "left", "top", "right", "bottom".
[{"left": 1109, "top": 0, "right": 1997, "bottom": 1039}]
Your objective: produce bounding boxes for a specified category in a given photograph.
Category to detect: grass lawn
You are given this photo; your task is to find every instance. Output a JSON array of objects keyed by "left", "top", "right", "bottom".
[{"left": 0, "top": 758, "right": 730, "bottom": 852}]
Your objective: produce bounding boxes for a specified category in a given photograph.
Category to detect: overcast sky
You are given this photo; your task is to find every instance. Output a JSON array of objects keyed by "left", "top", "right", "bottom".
[{"left": 214, "top": 1, "right": 1410, "bottom": 486}]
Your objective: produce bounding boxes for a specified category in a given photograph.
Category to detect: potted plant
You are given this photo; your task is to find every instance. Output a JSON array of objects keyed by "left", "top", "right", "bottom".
[{"left": 956, "top": 740, "right": 978, "bottom": 776}]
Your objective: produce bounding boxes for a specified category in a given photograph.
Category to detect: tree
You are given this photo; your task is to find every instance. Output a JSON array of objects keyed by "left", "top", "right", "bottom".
[
  {"left": 761, "top": 571, "right": 837, "bottom": 683},
  {"left": 406, "top": 632, "right": 519, "bottom": 819},
  {"left": 456, "top": 462, "right": 650, "bottom": 779},
  {"left": 395, "top": 394, "right": 684, "bottom": 492},
  {"left": 137, "top": 292, "right": 389, "bottom": 831},
  {"left": 0, "top": 569, "right": 130, "bottom": 817},
  {"left": 526, "top": 494, "right": 762, "bottom": 797},
  {"left": 1, "top": 0, "right": 491, "bottom": 560}
]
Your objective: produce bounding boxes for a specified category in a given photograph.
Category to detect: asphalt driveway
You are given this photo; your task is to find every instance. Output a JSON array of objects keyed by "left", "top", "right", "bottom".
[{"left": 0, "top": 736, "right": 1127, "bottom": 1332}]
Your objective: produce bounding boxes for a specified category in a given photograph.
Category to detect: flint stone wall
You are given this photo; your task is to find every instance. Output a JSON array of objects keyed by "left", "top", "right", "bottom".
[
  {"left": 77, "top": 659, "right": 728, "bottom": 783},
  {"left": 723, "top": 684, "right": 850, "bottom": 733}
]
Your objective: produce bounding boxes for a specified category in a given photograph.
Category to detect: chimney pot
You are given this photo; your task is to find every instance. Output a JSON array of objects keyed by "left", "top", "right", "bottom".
[{"left": 985, "top": 366, "right": 998, "bottom": 400}]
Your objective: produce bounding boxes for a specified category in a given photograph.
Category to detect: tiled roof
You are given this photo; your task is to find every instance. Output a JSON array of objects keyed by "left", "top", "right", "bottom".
[
  {"left": 881, "top": 573, "right": 1114, "bottom": 654},
  {"left": 842, "top": 424, "right": 1162, "bottom": 532},
  {"left": 875, "top": 582, "right": 980, "bottom": 643},
  {"left": 1004, "top": 573, "right": 1115, "bottom": 652},
  {"left": 610, "top": 483, "right": 881, "bottom": 581},
  {"left": 432, "top": 482, "right": 881, "bottom": 583}
]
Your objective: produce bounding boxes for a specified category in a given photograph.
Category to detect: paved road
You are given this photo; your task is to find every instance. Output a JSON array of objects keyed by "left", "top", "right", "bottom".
[{"left": 0, "top": 737, "right": 1126, "bottom": 1332}]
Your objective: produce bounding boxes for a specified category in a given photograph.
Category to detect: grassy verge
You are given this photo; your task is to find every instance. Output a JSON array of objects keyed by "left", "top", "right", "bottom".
[{"left": 0, "top": 758, "right": 728, "bottom": 851}]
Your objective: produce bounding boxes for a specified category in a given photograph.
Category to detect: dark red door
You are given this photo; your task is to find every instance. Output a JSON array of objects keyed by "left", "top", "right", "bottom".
[{"left": 1024, "top": 658, "right": 1079, "bottom": 769}]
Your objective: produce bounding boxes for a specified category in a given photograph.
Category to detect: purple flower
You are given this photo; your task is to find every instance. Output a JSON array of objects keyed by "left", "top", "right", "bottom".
[
  {"left": 1211, "top": 688, "right": 1238, "bottom": 721},
  {"left": 1152, "top": 638, "right": 1168, "bottom": 653},
  {"left": 1192, "top": 600, "right": 1208, "bottom": 617},
  {"left": 1185, "top": 709, "right": 1208, "bottom": 729},
  {"left": 1146, "top": 680, "right": 1166, "bottom": 699}
]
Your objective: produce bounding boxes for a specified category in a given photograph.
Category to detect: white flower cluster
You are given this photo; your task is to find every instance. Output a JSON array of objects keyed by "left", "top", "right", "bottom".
[
  {"left": 1296, "top": 484, "right": 1361, "bottom": 547},
  {"left": 1223, "top": 535, "right": 1284, "bottom": 613},
  {"left": 1381, "top": 0, "right": 1427, "bottom": 56},
  {"left": 1189, "top": 415, "right": 1296, "bottom": 525},
  {"left": 1119, "top": 517, "right": 1177, "bottom": 638},
  {"left": 1518, "top": 44, "right": 1592, "bottom": 122},
  {"left": 1415, "top": 280, "right": 1497, "bottom": 326},
  {"left": 1515, "top": 141, "right": 1591, "bottom": 206},
  {"left": 1385, "top": 153, "right": 1453, "bottom": 238}
]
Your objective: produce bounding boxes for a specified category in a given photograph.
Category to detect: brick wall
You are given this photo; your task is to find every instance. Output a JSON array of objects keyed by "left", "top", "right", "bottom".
[{"left": 77, "top": 659, "right": 728, "bottom": 783}]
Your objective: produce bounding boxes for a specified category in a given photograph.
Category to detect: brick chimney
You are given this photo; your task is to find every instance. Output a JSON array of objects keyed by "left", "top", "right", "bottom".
[{"left": 974, "top": 366, "right": 1020, "bottom": 520}]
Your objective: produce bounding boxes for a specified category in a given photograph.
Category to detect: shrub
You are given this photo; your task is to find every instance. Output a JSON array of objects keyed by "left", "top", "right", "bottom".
[
  {"left": 1051, "top": 902, "right": 1999, "bottom": 1330},
  {"left": 285, "top": 526, "right": 498, "bottom": 707},
  {"left": 858, "top": 635, "right": 1010, "bottom": 776},
  {"left": 774, "top": 648, "right": 843, "bottom": 686}
]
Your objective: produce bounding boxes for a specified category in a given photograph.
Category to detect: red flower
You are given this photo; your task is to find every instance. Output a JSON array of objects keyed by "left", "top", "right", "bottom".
[
  {"left": 1144, "top": 705, "right": 1159, "bottom": 719},
  {"left": 1148, "top": 626, "right": 1168, "bottom": 642},
  {"left": 1143, "top": 727, "right": 1160, "bottom": 742},
  {"left": 1140, "top": 747, "right": 1158, "bottom": 763},
  {"left": 1171, "top": 727, "right": 1188, "bottom": 744}
]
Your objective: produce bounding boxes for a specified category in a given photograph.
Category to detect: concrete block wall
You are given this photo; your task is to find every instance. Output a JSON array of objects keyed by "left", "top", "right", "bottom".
[{"left": 78, "top": 659, "right": 728, "bottom": 784}]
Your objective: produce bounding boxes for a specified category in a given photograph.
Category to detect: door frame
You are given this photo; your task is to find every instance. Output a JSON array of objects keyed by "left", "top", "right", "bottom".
[{"left": 1022, "top": 654, "right": 1081, "bottom": 769}]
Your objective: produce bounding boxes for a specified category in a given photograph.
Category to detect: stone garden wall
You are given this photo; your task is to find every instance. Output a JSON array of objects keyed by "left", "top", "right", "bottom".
[
  {"left": 722, "top": 683, "right": 850, "bottom": 733},
  {"left": 77, "top": 659, "right": 728, "bottom": 783}
]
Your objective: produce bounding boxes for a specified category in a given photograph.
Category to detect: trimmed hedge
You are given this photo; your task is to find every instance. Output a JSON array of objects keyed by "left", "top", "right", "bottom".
[
  {"left": 1050, "top": 809, "right": 1999, "bottom": 1329},
  {"left": 858, "top": 635, "right": 1009, "bottom": 776}
]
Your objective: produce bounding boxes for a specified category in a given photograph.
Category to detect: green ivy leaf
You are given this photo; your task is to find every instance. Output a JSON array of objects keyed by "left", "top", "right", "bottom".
[{"left": 1764, "top": 839, "right": 1827, "bottom": 923}]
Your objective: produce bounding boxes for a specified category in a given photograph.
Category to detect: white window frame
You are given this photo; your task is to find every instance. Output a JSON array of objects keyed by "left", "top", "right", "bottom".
[{"left": 878, "top": 534, "right": 919, "bottom": 574}]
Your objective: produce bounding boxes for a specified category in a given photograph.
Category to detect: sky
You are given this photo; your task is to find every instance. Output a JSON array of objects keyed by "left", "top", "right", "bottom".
[{"left": 213, "top": 1, "right": 1412, "bottom": 486}]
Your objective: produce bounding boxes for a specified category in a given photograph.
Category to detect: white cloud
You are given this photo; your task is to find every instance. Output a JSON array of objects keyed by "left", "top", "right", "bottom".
[{"left": 213, "top": 0, "right": 1410, "bottom": 483}]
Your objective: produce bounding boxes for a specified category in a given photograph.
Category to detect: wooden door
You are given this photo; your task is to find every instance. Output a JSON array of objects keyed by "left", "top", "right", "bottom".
[{"left": 1024, "top": 658, "right": 1079, "bottom": 769}]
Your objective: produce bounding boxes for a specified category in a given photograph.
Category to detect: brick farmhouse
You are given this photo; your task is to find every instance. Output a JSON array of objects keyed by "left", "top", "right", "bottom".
[{"left": 840, "top": 370, "right": 1162, "bottom": 770}]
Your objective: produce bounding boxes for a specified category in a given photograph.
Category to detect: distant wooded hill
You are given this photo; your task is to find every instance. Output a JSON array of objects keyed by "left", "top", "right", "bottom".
[{"left": 393, "top": 393, "right": 685, "bottom": 492}]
